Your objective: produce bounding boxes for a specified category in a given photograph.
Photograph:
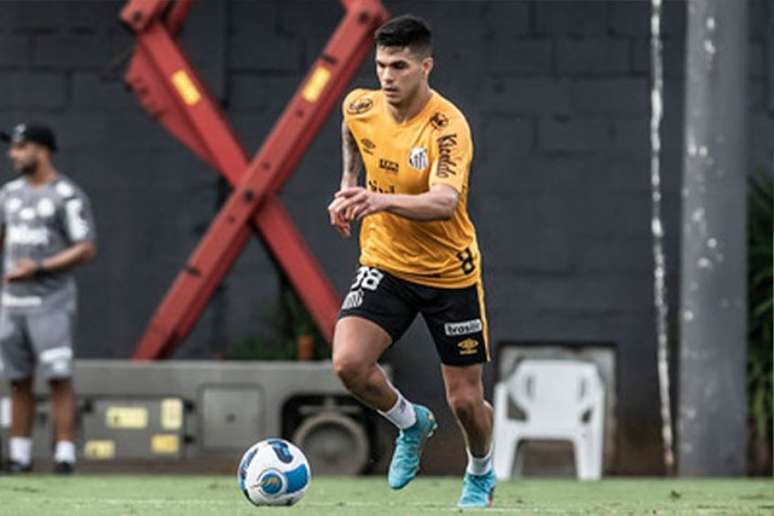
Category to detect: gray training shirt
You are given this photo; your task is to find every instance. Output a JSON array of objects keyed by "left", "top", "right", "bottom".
[{"left": 0, "top": 174, "right": 95, "bottom": 312}]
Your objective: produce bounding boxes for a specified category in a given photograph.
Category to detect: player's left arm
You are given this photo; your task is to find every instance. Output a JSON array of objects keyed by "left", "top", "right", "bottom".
[
  {"left": 54, "top": 188, "right": 97, "bottom": 268},
  {"left": 39, "top": 240, "right": 96, "bottom": 272}
]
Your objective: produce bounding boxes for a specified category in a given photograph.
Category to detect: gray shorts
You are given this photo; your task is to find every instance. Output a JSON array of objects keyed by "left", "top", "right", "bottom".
[{"left": 0, "top": 307, "right": 76, "bottom": 381}]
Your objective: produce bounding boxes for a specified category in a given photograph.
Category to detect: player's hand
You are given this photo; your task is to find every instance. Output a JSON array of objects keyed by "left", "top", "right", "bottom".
[
  {"left": 334, "top": 187, "right": 387, "bottom": 221},
  {"left": 5, "top": 259, "right": 40, "bottom": 282},
  {"left": 328, "top": 194, "right": 352, "bottom": 238}
]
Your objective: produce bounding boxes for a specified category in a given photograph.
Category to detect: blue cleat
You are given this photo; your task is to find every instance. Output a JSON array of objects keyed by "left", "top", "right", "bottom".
[
  {"left": 387, "top": 404, "right": 437, "bottom": 489},
  {"left": 457, "top": 470, "right": 496, "bottom": 508}
]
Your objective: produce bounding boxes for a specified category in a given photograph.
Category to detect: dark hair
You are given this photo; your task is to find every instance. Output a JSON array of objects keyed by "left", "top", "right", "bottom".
[{"left": 374, "top": 14, "right": 432, "bottom": 58}]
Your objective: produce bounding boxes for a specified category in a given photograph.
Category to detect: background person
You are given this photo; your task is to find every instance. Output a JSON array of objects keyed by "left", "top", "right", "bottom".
[{"left": 0, "top": 123, "right": 96, "bottom": 474}]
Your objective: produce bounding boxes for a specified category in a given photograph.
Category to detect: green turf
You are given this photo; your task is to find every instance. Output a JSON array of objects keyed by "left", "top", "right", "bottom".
[{"left": 0, "top": 476, "right": 771, "bottom": 515}]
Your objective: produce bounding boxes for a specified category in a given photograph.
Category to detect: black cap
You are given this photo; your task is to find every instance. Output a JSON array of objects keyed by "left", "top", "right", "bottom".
[{"left": 0, "top": 123, "right": 57, "bottom": 152}]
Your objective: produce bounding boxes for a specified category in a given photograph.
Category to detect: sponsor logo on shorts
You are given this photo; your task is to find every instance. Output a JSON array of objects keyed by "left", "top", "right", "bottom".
[
  {"left": 40, "top": 346, "right": 72, "bottom": 374},
  {"left": 341, "top": 289, "right": 364, "bottom": 310},
  {"left": 444, "top": 318, "right": 482, "bottom": 336},
  {"left": 347, "top": 97, "right": 373, "bottom": 115},
  {"left": 379, "top": 158, "right": 399, "bottom": 174},
  {"left": 457, "top": 338, "right": 479, "bottom": 356},
  {"left": 408, "top": 147, "right": 428, "bottom": 171}
]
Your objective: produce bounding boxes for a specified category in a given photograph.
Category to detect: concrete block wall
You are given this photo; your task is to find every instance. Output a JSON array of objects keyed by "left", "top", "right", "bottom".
[{"left": 0, "top": 0, "right": 769, "bottom": 474}]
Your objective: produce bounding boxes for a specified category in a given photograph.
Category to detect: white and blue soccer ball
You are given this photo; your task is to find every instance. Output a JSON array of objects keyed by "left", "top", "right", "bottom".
[{"left": 237, "top": 438, "right": 311, "bottom": 506}]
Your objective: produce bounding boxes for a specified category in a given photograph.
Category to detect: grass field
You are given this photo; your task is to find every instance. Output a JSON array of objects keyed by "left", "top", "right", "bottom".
[{"left": 0, "top": 476, "right": 771, "bottom": 515}]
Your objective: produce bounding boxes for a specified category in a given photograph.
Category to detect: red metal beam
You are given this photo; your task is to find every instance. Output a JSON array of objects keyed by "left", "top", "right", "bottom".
[
  {"left": 121, "top": 0, "right": 169, "bottom": 32},
  {"left": 124, "top": 0, "right": 389, "bottom": 359},
  {"left": 165, "top": 0, "right": 194, "bottom": 35}
]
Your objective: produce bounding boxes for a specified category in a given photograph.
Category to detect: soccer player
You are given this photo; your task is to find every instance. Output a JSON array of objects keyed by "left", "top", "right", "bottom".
[
  {"left": 328, "top": 15, "right": 495, "bottom": 508},
  {"left": 0, "top": 123, "right": 96, "bottom": 473}
]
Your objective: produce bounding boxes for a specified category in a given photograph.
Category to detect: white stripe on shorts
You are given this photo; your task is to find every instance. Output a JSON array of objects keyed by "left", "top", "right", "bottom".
[
  {"left": 39, "top": 346, "right": 73, "bottom": 364},
  {"left": 1, "top": 293, "right": 42, "bottom": 307}
]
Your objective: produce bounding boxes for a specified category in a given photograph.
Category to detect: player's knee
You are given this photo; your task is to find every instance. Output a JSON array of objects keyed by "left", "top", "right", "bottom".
[
  {"left": 10, "top": 377, "right": 33, "bottom": 393},
  {"left": 446, "top": 389, "right": 479, "bottom": 421},
  {"left": 48, "top": 377, "right": 73, "bottom": 391},
  {"left": 332, "top": 354, "right": 367, "bottom": 391}
]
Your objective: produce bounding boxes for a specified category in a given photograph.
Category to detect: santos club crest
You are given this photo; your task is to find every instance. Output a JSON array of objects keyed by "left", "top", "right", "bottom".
[{"left": 408, "top": 147, "right": 428, "bottom": 171}]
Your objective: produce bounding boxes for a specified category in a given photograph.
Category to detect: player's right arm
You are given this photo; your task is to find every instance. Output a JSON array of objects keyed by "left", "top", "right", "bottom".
[
  {"left": 340, "top": 121, "right": 362, "bottom": 189},
  {"left": 328, "top": 121, "right": 363, "bottom": 238}
]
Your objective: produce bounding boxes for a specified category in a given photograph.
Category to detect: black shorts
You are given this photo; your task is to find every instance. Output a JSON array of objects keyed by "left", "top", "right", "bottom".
[{"left": 337, "top": 266, "right": 490, "bottom": 366}]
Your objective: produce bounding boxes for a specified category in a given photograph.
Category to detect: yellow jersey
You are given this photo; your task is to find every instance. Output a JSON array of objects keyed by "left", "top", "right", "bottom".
[{"left": 342, "top": 88, "right": 481, "bottom": 289}]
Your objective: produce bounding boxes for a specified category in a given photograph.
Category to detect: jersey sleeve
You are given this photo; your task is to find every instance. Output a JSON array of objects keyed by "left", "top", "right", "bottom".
[
  {"left": 342, "top": 89, "right": 360, "bottom": 122},
  {"left": 62, "top": 185, "right": 96, "bottom": 245},
  {"left": 342, "top": 88, "right": 374, "bottom": 125},
  {"left": 428, "top": 115, "right": 473, "bottom": 193}
]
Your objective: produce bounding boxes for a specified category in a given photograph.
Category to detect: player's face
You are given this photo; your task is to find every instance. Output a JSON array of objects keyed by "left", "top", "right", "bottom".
[
  {"left": 375, "top": 46, "right": 432, "bottom": 107},
  {"left": 7, "top": 142, "right": 42, "bottom": 175}
]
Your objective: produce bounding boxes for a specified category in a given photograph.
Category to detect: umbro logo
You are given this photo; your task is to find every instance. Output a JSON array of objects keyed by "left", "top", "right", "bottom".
[
  {"left": 457, "top": 338, "right": 479, "bottom": 356},
  {"left": 360, "top": 138, "right": 376, "bottom": 155}
]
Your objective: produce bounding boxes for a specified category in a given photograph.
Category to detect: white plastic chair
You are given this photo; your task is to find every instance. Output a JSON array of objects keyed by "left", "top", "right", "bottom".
[{"left": 492, "top": 358, "right": 605, "bottom": 480}]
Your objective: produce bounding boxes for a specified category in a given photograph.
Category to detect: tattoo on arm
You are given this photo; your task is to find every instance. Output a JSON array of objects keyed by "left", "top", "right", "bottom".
[{"left": 341, "top": 121, "right": 362, "bottom": 188}]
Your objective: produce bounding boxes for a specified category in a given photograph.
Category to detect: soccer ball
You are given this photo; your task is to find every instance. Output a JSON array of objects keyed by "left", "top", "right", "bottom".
[{"left": 237, "top": 438, "right": 311, "bottom": 506}]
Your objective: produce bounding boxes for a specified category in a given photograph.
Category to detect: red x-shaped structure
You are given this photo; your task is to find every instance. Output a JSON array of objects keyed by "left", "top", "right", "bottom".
[{"left": 121, "top": 0, "right": 389, "bottom": 359}]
